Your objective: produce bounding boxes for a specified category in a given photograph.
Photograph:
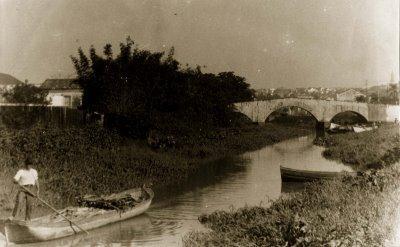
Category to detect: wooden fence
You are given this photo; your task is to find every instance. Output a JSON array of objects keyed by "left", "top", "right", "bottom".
[{"left": 0, "top": 105, "right": 84, "bottom": 129}]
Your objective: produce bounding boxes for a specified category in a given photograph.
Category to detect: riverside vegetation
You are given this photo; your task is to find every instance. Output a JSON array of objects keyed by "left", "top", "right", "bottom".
[
  {"left": 0, "top": 38, "right": 315, "bottom": 219},
  {"left": 322, "top": 124, "right": 400, "bottom": 169},
  {"left": 0, "top": 121, "right": 312, "bottom": 216},
  {"left": 184, "top": 125, "right": 400, "bottom": 246},
  {"left": 0, "top": 37, "right": 267, "bottom": 215}
]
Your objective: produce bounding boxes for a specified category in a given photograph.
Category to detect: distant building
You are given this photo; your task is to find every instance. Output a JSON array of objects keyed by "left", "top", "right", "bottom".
[
  {"left": 336, "top": 89, "right": 365, "bottom": 102},
  {"left": 41, "top": 79, "right": 82, "bottom": 108},
  {"left": 307, "top": 88, "right": 317, "bottom": 93}
]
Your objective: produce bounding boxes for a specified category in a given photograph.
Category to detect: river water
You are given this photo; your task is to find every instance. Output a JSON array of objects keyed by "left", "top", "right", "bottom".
[{"left": 8, "top": 134, "right": 355, "bottom": 247}]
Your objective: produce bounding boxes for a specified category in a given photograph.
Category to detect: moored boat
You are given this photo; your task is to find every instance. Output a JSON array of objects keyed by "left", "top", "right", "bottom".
[
  {"left": 4, "top": 187, "right": 154, "bottom": 244},
  {"left": 280, "top": 166, "right": 358, "bottom": 182},
  {"left": 327, "top": 123, "right": 353, "bottom": 134},
  {"left": 329, "top": 123, "right": 377, "bottom": 134},
  {"left": 354, "top": 126, "right": 375, "bottom": 133}
]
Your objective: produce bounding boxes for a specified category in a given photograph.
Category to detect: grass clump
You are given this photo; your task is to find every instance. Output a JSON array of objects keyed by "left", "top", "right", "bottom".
[{"left": 322, "top": 125, "right": 400, "bottom": 169}]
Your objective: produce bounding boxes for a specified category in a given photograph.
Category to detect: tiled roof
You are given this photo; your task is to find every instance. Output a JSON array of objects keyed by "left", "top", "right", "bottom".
[{"left": 41, "top": 79, "right": 80, "bottom": 90}]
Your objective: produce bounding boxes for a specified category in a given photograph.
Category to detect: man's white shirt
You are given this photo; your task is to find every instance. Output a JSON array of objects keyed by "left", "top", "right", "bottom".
[{"left": 14, "top": 169, "right": 38, "bottom": 186}]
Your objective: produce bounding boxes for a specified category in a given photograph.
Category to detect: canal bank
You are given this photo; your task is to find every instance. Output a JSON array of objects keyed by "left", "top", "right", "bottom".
[
  {"left": 2, "top": 131, "right": 344, "bottom": 246},
  {"left": 184, "top": 125, "right": 400, "bottom": 246},
  {"left": 0, "top": 122, "right": 312, "bottom": 218}
]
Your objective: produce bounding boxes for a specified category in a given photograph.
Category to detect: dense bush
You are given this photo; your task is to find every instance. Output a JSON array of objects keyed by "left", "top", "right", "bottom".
[
  {"left": 0, "top": 106, "right": 84, "bottom": 130},
  {"left": 0, "top": 106, "right": 45, "bottom": 129},
  {"left": 3, "top": 83, "right": 48, "bottom": 105},
  {"left": 71, "top": 37, "right": 254, "bottom": 137}
]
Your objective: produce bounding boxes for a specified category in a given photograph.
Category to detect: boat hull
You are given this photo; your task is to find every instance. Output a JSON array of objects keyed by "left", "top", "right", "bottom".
[
  {"left": 5, "top": 189, "right": 153, "bottom": 244},
  {"left": 280, "top": 166, "right": 357, "bottom": 182}
]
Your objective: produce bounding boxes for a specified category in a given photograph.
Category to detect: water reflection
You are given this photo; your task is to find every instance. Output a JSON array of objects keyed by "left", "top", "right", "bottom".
[{"left": 4, "top": 134, "right": 355, "bottom": 246}]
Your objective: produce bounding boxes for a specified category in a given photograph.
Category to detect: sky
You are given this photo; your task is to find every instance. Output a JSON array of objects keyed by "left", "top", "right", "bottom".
[{"left": 0, "top": 0, "right": 398, "bottom": 88}]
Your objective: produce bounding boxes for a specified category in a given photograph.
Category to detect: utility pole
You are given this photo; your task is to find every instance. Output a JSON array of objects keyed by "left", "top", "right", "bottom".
[
  {"left": 377, "top": 81, "right": 380, "bottom": 103},
  {"left": 387, "top": 83, "right": 389, "bottom": 98},
  {"left": 365, "top": 80, "right": 368, "bottom": 102}
]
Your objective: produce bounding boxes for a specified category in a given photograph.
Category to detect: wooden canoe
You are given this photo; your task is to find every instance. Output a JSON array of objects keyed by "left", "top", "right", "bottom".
[
  {"left": 4, "top": 187, "right": 154, "bottom": 244},
  {"left": 280, "top": 166, "right": 358, "bottom": 182}
]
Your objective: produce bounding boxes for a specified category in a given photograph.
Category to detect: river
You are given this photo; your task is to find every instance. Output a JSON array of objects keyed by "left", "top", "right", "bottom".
[{"left": 7, "top": 134, "right": 355, "bottom": 247}]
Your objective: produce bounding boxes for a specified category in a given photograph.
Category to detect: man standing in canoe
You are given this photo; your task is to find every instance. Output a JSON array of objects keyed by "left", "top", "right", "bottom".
[{"left": 10, "top": 157, "right": 40, "bottom": 221}]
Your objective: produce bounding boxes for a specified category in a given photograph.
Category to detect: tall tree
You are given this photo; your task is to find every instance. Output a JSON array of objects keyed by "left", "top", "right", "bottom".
[{"left": 71, "top": 37, "right": 254, "bottom": 136}]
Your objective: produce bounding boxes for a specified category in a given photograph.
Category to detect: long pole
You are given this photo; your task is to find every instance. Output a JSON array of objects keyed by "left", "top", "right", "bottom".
[{"left": 19, "top": 185, "right": 89, "bottom": 235}]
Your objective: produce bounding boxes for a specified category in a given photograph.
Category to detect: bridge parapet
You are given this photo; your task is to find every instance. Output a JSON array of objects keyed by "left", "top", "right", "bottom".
[{"left": 235, "top": 98, "right": 400, "bottom": 123}]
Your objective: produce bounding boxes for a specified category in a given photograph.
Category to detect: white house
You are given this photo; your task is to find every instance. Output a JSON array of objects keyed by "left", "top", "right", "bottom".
[
  {"left": 41, "top": 79, "right": 82, "bottom": 108},
  {"left": 336, "top": 89, "right": 365, "bottom": 102}
]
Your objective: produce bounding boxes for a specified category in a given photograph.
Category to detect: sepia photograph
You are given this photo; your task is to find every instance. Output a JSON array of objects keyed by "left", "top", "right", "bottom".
[{"left": 0, "top": 0, "right": 399, "bottom": 246}]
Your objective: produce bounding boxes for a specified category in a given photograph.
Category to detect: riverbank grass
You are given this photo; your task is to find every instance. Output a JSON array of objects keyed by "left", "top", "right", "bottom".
[
  {"left": 322, "top": 124, "right": 400, "bottom": 169},
  {"left": 0, "top": 123, "right": 312, "bottom": 217},
  {"left": 184, "top": 124, "right": 400, "bottom": 246}
]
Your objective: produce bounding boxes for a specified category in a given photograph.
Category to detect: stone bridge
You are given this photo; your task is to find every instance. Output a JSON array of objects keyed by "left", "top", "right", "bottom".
[{"left": 235, "top": 98, "right": 400, "bottom": 124}]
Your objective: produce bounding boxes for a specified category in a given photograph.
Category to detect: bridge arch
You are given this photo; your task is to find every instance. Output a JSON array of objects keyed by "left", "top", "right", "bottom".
[
  {"left": 265, "top": 105, "right": 318, "bottom": 123},
  {"left": 330, "top": 110, "right": 368, "bottom": 124},
  {"left": 235, "top": 98, "right": 400, "bottom": 124},
  {"left": 261, "top": 99, "right": 322, "bottom": 122}
]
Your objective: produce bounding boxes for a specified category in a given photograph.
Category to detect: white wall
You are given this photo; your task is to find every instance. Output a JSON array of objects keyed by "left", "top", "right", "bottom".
[{"left": 47, "top": 90, "right": 83, "bottom": 108}]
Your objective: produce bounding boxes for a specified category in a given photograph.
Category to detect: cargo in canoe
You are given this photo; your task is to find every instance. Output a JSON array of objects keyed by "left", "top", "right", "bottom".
[
  {"left": 280, "top": 166, "right": 358, "bottom": 182},
  {"left": 4, "top": 187, "right": 154, "bottom": 244}
]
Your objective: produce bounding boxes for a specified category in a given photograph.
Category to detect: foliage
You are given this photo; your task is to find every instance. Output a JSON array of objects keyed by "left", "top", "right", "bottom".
[
  {"left": 355, "top": 95, "right": 366, "bottom": 103},
  {"left": 322, "top": 125, "right": 400, "bottom": 169},
  {"left": 184, "top": 167, "right": 400, "bottom": 246},
  {"left": 369, "top": 93, "right": 379, "bottom": 103},
  {"left": 255, "top": 92, "right": 282, "bottom": 100},
  {"left": 0, "top": 106, "right": 84, "bottom": 130},
  {"left": 0, "top": 106, "right": 44, "bottom": 129},
  {"left": 71, "top": 37, "right": 254, "bottom": 137},
  {"left": 184, "top": 125, "right": 400, "bottom": 246},
  {"left": 3, "top": 83, "right": 48, "bottom": 105},
  {"left": 388, "top": 83, "right": 399, "bottom": 104},
  {"left": 369, "top": 85, "right": 399, "bottom": 105},
  {"left": 0, "top": 122, "right": 311, "bottom": 209}
]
